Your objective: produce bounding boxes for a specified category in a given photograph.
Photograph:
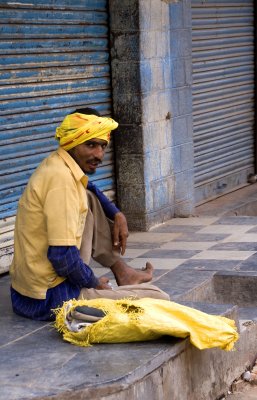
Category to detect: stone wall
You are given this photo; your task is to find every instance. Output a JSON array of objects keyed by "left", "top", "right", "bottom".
[
  {"left": 109, "top": 0, "right": 194, "bottom": 231},
  {"left": 169, "top": 0, "right": 194, "bottom": 217}
]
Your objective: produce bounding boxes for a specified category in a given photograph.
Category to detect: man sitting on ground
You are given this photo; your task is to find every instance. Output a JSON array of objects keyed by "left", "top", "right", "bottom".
[{"left": 10, "top": 108, "right": 169, "bottom": 321}]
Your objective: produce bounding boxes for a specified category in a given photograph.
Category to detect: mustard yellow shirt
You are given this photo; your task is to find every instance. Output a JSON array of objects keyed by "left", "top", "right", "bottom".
[{"left": 10, "top": 148, "right": 88, "bottom": 299}]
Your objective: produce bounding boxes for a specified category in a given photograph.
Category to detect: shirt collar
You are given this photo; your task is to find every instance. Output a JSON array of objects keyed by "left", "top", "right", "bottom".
[{"left": 57, "top": 147, "right": 88, "bottom": 188}]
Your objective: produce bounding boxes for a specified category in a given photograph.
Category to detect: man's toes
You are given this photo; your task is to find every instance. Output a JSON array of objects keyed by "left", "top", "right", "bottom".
[
  {"left": 146, "top": 262, "right": 154, "bottom": 271},
  {"left": 142, "top": 262, "right": 154, "bottom": 273}
]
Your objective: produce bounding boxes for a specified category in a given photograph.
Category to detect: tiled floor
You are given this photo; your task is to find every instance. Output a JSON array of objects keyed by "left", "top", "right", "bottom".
[{"left": 93, "top": 215, "right": 257, "bottom": 290}]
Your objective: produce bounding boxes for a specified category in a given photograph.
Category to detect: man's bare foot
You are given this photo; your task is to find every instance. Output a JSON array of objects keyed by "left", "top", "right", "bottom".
[{"left": 110, "top": 260, "right": 153, "bottom": 286}]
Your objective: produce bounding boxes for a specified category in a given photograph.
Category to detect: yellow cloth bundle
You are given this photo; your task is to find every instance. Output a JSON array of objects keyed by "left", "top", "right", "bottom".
[
  {"left": 55, "top": 113, "right": 118, "bottom": 151},
  {"left": 54, "top": 298, "right": 239, "bottom": 351}
]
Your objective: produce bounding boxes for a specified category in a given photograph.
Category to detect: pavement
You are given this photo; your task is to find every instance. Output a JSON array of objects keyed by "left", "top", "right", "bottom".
[
  {"left": 226, "top": 385, "right": 257, "bottom": 399},
  {"left": 2, "top": 184, "right": 257, "bottom": 399}
]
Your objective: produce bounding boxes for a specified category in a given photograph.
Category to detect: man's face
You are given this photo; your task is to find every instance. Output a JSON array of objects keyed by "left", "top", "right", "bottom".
[{"left": 68, "top": 139, "right": 108, "bottom": 174}]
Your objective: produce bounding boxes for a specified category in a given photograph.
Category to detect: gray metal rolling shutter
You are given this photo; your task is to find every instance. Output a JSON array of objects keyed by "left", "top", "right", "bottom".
[
  {"left": 0, "top": 0, "right": 115, "bottom": 272},
  {"left": 192, "top": 0, "right": 255, "bottom": 204}
]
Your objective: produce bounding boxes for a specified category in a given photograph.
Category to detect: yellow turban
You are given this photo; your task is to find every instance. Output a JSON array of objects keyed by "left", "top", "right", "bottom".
[{"left": 55, "top": 113, "right": 118, "bottom": 151}]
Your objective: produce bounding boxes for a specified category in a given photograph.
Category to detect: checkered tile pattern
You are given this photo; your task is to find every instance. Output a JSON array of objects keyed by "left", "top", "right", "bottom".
[{"left": 92, "top": 216, "right": 257, "bottom": 287}]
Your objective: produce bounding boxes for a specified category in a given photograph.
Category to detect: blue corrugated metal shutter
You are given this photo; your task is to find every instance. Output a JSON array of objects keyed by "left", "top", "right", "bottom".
[
  {"left": 192, "top": 0, "right": 255, "bottom": 204},
  {"left": 0, "top": 0, "right": 115, "bottom": 272}
]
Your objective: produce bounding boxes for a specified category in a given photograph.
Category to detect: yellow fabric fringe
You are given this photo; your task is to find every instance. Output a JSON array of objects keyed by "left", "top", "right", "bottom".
[
  {"left": 55, "top": 113, "right": 118, "bottom": 151},
  {"left": 54, "top": 298, "right": 239, "bottom": 351}
]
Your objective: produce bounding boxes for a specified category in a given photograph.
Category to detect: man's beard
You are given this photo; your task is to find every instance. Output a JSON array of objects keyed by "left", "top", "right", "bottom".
[
  {"left": 85, "top": 158, "right": 102, "bottom": 175},
  {"left": 86, "top": 170, "right": 96, "bottom": 175}
]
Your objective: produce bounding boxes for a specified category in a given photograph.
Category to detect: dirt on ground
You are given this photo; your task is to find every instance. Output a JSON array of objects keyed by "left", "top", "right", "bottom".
[{"left": 220, "top": 359, "right": 257, "bottom": 400}]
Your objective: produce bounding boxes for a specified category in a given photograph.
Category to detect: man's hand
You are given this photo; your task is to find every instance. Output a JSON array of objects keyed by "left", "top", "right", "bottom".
[
  {"left": 95, "top": 276, "right": 112, "bottom": 290},
  {"left": 113, "top": 212, "right": 129, "bottom": 256}
]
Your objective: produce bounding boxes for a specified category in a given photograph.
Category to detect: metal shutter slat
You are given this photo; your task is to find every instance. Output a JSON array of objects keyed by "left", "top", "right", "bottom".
[
  {"left": 0, "top": 0, "right": 114, "bottom": 273},
  {"left": 192, "top": 1, "right": 255, "bottom": 204}
]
